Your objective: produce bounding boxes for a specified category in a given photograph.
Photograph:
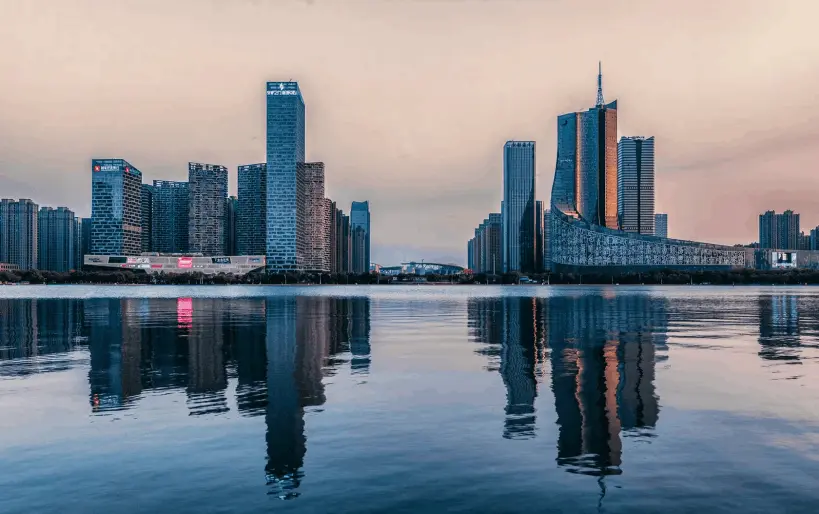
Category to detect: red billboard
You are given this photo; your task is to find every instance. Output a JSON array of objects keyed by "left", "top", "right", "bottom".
[{"left": 177, "top": 257, "right": 193, "bottom": 269}]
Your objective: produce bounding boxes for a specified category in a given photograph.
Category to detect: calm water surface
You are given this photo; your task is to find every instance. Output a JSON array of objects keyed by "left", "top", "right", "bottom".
[{"left": 1, "top": 285, "right": 818, "bottom": 513}]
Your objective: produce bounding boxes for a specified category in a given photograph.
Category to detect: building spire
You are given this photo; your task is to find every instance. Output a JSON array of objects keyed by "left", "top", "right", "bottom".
[{"left": 596, "top": 61, "right": 605, "bottom": 107}]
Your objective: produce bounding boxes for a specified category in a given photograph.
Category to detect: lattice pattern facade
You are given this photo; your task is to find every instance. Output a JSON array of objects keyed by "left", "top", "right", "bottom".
[{"left": 549, "top": 210, "right": 747, "bottom": 271}]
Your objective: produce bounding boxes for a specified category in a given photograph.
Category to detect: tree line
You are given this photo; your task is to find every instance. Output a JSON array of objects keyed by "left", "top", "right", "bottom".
[{"left": 2, "top": 268, "right": 819, "bottom": 286}]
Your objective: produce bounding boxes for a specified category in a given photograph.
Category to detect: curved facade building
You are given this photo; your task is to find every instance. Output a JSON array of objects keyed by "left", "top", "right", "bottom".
[{"left": 548, "top": 68, "right": 747, "bottom": 272}]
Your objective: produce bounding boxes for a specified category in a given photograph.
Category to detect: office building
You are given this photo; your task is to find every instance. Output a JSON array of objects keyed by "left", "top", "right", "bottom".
[
  {"left": 91, "top": 159, "right": 142, "bottom": 255},
  {"left": 237, "top": 163, "right": 267, "bottom": 256},
  {"left": 152, "top": 180, "right": 189, "bottom": 253},
  {"left": 327, "top": 200, "right": 337, "bottom": 273},
  {"left": 140, "top": 184, "right": 154, "bottom": 253},
  {"left": 38, "top": 206, "right": 76, "bottom": 272},
  {"left": 81, "top": 218, "right": 92, "bottom": 259},
  {"left": 618, "top": 136, "right": 655, "bottom": 235},
  {"left": 548, "top": 66, "right": 745, "bottom": 271},
  {"left": 225, "top": 196, "right": 238, "bottom": 256},
  {"left": 502, "top": 141, "right": 536, "bottom": 273},
  {"left": 335, "top": 209, "right": 351, "bottom": 273},
  {"left": 535, "top": 200, "right": 545, "bottom": 273},
  {"left": 654, "top": 213, "right": 668, "bottom": 238},
  {"left": 470, "top": 213, "right": 502, "bottom": 274},
  {"left": 467, "top": 238, "right": 474, "bottom": 270},
  {"left": 266, "top": 81, "right": 306, "bottom": 271},
  {"left": 543, "top": 208, "right": 551, "bottom": 272},
  {"left": 299, "top": 162, "right": 329, "bottom": 272},
  {"left": 74, "top": 217, "right": 83, "bottom": 269},
  {"left": 350, "top": 201, "right": 371, "bottom": 274},
  {"left": 188, "top": 162, "right": 228, "bottom": 256},
  {"left": 810, "top": 227, "right": 819, "bottom": 251},
  {"left": 759, "top": 210, "right": 800, "bottom": 250},
  {"left": 0, "top": 199, "right": 39, "bottom": 270}
]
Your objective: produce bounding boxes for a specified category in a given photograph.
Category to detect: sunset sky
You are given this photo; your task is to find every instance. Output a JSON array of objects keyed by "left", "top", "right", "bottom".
[{"left": 1, "top": 0, "right": 818, "bottom": 265}]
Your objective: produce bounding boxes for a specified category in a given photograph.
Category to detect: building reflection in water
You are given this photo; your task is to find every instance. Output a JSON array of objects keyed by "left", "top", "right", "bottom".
[
  {"left": 757, "top": 295, "right": 802, "bottom": 364},
  {"left": 0, "top": 297, "right": 373, "bottom": 499},
  {"left": 469, "top": 293, "right": 667, "bottom": 477}
]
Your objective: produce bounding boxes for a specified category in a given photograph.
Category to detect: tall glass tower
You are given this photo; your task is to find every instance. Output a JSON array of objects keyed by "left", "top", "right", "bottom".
[
  {"left": 617, "top": 136, "right": 655, "bottom": 235},
  {"left": 90, "top": 159, "right": 142, "bottom": 255},
  {"left": 152, "top": 180, "right": 189, "bottom": 253},
  {"left": 502, "top": 141, "right": 536, "bottom": 273},
  {"left": 266, "top": 81, "right": 306, "bottom": 272},
  {"left": 38, "top": 206, "right": 76, "bottom": 272},
  {"left": 350, "top": 201, "right": 370, "bottom": 274},
  {"left": 237, "top": 163, "right": 267, "bottom": 256},
  {"left": 188, "top": 162, "right": 228, "bottom": 256}
]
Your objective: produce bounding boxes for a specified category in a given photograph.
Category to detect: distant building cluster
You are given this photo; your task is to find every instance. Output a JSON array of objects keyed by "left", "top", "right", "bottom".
[{"left": 1, "top": 82, "right": 372, "bottom": 275}]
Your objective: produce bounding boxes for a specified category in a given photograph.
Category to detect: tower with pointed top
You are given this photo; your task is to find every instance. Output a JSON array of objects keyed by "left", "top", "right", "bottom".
[{"left": 551, "top": 64, "right": 618, "bottom": 229}]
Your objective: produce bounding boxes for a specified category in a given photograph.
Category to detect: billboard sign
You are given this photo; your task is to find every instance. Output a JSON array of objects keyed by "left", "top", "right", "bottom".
[
  {"left": 177, "top": 257, "right": 193, "bottom": 269},
  {"left": 127, "top": 257, "right": 150, "bottom": 264},
  {"left": 212, "top": 257, "right": 231, "bottom": 264},
  {"left": 772, "top": 251, "right": 797, "bottom": 269}
]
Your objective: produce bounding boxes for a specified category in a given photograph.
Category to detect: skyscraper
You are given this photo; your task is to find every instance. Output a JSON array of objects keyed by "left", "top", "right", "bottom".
[
  {"left": 91, "top": 159, "right": 142, "bottom": 255},
  {"left": 237, "top": 163, "right": 267, "bottom": 256},
  {"left": 81, "top": 218, "right": 92, "bottom": 259},
  {"left": 543, "top": 208, "right": 551, "bottom": 272},
  {"left": 37, "top": 206, "right": 76, "bottom": 272},
  {"left": 188, "top": 162, "right": 228, "bottom": 256},
  {"left": 266, "top": 81, "right": 306, "bottom": 272},
  {"left": 299, "top": 162, "right": 329, "bottom": 272},
  {"left": 0, "top": 199, "right": 39, "bottom": 270},
  {"left": 759, "top": 210, "right": 799, "bottom": 249},
  {"left": 471, "top": 213, "right": 502, "bottom": 274},
  {"left": 552, "top": 64, "right": 618, "bottom": 230},
  {"left": 618, "top": 136, "right": 655, "bottom": 235},
  {"left": 654, "top": 213, "right": 668, "bottom": 238},
  {"left": 350, "top": 201, "right": 371, "bottom": 274},
  {"left": 152, "top": 180, "right": 189, "bottom": 253},
  {"left": 74, "top": 217, "right": 83, "bottom": 269},
  {"left": 535, "top": 200, "right": 545, "bottom": 273},
  {"left": 327, "top": 199, "right": 337, "bottom": 273},
  {"left": 225, "top": 196, "right": 238, "bottom": 256},
  {"left": 140, "top": 184, "right": 154, "bottom": 253},
  {"left": 335, "top": 210, "right": 351, "bottom": 274},
  {"left": 502, "top": 141, "right": 536, "bottom": 273}
]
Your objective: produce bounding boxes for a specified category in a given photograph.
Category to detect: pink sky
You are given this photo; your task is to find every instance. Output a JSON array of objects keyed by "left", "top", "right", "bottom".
[{"left": 1, "top": 0, "right": 818, "bottom": 264}]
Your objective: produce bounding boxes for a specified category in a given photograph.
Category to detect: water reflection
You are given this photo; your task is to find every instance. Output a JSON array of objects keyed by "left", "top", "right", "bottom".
[
  {"left": 469, "top": 293, "right": 667, "bottom": 476},
  {"left": 758, "top": 295, "right": 802, "bottom": 364}
]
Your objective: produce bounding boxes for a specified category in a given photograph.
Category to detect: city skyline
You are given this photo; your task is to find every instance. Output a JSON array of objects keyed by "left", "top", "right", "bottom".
[{"left": 2, "top": 1, "right": 819, "bottom": 264}]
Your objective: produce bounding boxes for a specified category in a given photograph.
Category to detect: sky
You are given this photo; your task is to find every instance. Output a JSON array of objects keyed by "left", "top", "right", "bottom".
[{"left": 1, "top": 0, "right": 818, "bottom": 265}]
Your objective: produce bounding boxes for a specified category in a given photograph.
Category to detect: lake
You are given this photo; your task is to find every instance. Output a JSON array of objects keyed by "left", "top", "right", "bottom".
[{"left": 1, "top": 285, "right": 818, "bottom": 513}]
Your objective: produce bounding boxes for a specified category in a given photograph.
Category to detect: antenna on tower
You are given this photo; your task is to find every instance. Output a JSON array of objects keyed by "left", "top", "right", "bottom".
[{"left": 596, "top": 61, "right": 605, "bottom": 107}]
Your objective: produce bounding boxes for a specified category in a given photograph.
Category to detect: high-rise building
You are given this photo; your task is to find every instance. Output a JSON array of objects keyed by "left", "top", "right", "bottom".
[
  {"left": 759, "top": 210, "right": 799, "bottom": 249},
  {"left": 502, "top": 141, "right": 536, "bottom": 273},
  {"left": 188, "top": 162, "right": 228, "bottom": 256},
  {"left": 237, "top": 163, "right": 267, "bottom": 256},
  {"left": 552, "top": 64, "right": 618, "bottom": 230},
  {"left": 810, "top": 226, "right": 819, "bottom": 251},
  {"left": 535, "top": 200, "right": 545, "bottom": 273},
  {"left": 798, "top": 231, "right": 810, "bottom": 251},
  {"left": 299, "top": 162, "right": 329, "bottom": 272},
  {"left": 473, "top": 213, "right": 502, "bottom": 274},
  {"left": 0, "top": 199, "right": 39, "bottom": 270},
  {"left": 81, "top": 218, "right": 92, "bottom": 259},
  {"left": 91, "top": 159, "right": 142, "bottom": 255},
  {"left": 350, "top": 201, "right": 371, "bottom": 274},
  {"left": 37, "top": 206, "right": 76, "bottom": 272},
  {"left": 152, "top": 180, "right": 189, "bottom": 253},
  {"left": 467, "top": 238, "right": 474, "bottom": 270},
  {"left": 140, "top": 184, "right": 154, "bottom": 253},
  {"left": 654, "top": 213, "right": 668, "bottom": 238},
  {"left": 225, "top": 196, "right": 238, "bottom": 256},
  {"left": 266, "top": 81, "right": 306, "bottom": 272},
  {"left": 335, "top": 210, "right": 351, "bottom": 274},
  {"left": 74, "top": 217, "right": 83, "bottom": 269},
  {"left": 618, "top": 136, "right": 655, "bottom": 235},
  {"left": 543, "top": 208, "right": 551, "bottom": 272}
]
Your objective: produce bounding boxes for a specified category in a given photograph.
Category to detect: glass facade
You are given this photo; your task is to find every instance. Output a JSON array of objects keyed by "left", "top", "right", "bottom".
[
  {"left": 0, "top": 199, "right": 39, "bottom": 270},
  {"left": 225, "top": 196, "right": 238, "bottom": 256},
  {"left": 617, "top": 136, "right": 655, "bottom": 235},
  {"left": 91, "top": 159, "right": 142, "bottom": 256},
  {"left": 502, "top": 141, "right": 535, "bottom": 273},
  {"left": 350, "top": 201, "right": 370, "bottom": 274},
  {"left": 237, "top": 163, "right": 266, "bottom": 256},
  {"left": 37, "top": 206, "right": 76, "bottom": 272},
  {"left": 141, "top": 184, "right": 154, "bottom": 252},
  {"left": 654, "top": 213, "right": 668, "bottom": 239},
  {"left": 188, "top": 162, "right": 228, "bottom": 256},
  {"left": 266, "top": 82, "right": 305, "bottom": 271},
  {"left": 152, "top": 180, "right": 189, "bottom": 254}
]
